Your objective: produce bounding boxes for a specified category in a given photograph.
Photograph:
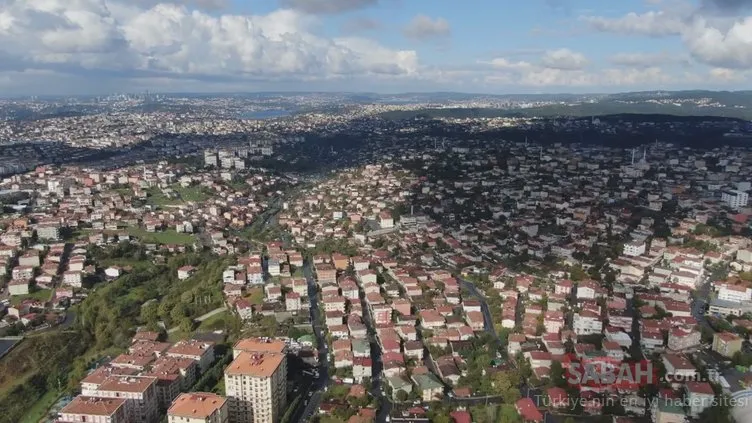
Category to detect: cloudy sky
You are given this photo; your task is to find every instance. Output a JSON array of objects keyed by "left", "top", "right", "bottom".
[{"left": 1, "top": 0, "right": 752, "bottom": 95}]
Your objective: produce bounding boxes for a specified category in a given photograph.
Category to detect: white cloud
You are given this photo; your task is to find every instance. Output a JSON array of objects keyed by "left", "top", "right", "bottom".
[
  {"left": 513, "top": 66, "right": 671, "bottom": 87},
  {"left": 583, "top": 5, "right": 752, "bottom": 70},
  {"left": 487, "top": 58, "right": 534, "bottom": 71},
  {"left": 541, "top": 48, "right": 589, "bottom": 70},
  {"left": 609, "top": 51, "right": 688, "bottom": 67},
  {"left": 403, "top": 15, "right": 451, "bottom": 40},
  {"left": 683, "top": 16, "right": 752, "bottom": 69},
  {"left": 485, "top": 50, "right": 674, "bottom": 87},
  {"left": 131, "top": 0, "right": 228, "bottom": 10},
  {"left": 708, "top": 67, "right": 745, "bottom": 81},
  {"left": 580, "top": 11, "right": 686, "bottom": 36},
  {"left": 0, "top": 0, "right": 418, "bottom": 83},
  {"left": 280, "top": 0, "right": 378, "bottom": 15}
]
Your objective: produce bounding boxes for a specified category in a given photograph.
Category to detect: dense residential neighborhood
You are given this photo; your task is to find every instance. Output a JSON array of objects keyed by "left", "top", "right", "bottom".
[{"left": 3, "top": 95, "right": 752, "bottom": 423}]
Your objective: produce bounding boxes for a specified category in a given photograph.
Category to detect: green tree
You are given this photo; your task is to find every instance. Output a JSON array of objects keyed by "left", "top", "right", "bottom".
[
  {"left": 431, "top": 414, "right": 452, "bottom": 423},
  {"left": 569, "top": 265, "right": 587, "bottom": 281},
  {"left": 550, "top": 361, "right": 566, "bottom": 387},
  {"left": 140, "top": 302, "right": 159, "bottom": 325},
  {"left": 179, "top": 317, "right": 194, "bottom": 334},
  {"left": 496, "top": 405, "right": 522, "bottom": 423},
  {"left": 490, "top": 370, "right": 521, "bottom": 403}
]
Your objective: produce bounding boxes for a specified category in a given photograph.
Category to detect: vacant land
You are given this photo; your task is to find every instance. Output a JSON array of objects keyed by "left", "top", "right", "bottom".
[
  {"left": 10, "top": 289, "right": 52, "bottom": 306},
  {"left": 146, "top": 185, "right": 211, "bottom": 206},
  {"left": 174, "top": 185, "right": 212, "bottom": 202},
  {"left": 198, "top": 310, "right": 230, "bottom": 331},
  {"left": 0, "top": 332, "right": 88, "bottom": 423},
  {"left": 245, "top": 287, "right": 264, "bottom": 305},
  {"left": 127, "top": 227, "right": 195, "bottom": 245},
  {"left": 19, "top": 389, "right": 60, "bottom": 423}
]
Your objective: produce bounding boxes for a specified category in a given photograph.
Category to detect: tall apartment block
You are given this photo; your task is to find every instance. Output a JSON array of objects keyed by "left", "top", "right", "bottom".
[{"left": 224, "top": 338, "right": 287, "bottom": 423}]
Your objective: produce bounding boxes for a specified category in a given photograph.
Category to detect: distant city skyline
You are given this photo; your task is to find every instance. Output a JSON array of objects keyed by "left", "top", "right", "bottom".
[{"left": 1, "top": 0, "right": 752, "bottom": 95}]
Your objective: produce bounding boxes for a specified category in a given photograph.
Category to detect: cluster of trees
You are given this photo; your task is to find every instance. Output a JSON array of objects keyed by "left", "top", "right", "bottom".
[
  {"left": 683, "top": 238, "right": 720, "bottom": 254},
  {"left": 0, "top": 331, "right": 90, "bottom": 423},
  {"left": 318, "top": 383, "right": 370, "bottom": 421},
  {"left": 1, "top": 246, "right": 235, "bottom": 422},
  {"left": 192, "top": 348, "right": 231, "bottom": 393},
  {"left": 78, "top": 248, "right": 228, "bottom": 351}
]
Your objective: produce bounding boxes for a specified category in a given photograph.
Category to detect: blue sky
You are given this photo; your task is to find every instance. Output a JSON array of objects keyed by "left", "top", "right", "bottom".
[{"left": 0, "top": 0, "right": 751, "bottom": 94}]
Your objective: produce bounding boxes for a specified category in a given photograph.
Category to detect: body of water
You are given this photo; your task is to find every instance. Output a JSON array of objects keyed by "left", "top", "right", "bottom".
[{"left": 239, "top": 109, "right": 292, "bottom": 120}]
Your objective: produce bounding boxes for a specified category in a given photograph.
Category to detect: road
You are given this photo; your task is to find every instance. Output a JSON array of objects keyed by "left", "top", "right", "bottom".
[
  {"left": 166, "top": 306, "right": 227, "bottom": 334},
  {"left": 294, "top": 261, "right": 394, "bottom": 422},
  {"left": 457, "top": 277, "right": 500, "bottom": 343},
  {"left": 295, "top": 261, "right": 331, "bottom": 422},
  {"left": 355, "top": 276, "right": 392, "bottom": 423},
  {"left": 692, "top": 277, "right": 711, "bottom": 330}
]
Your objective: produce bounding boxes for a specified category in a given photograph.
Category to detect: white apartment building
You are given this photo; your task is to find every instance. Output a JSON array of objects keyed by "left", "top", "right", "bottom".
[
  {"left": 573, "top": 311, "right": 603, "bottom": 335},
  {"left": 247, "top": 266, "right": 264, "bottom": 285},
  {"left": 267, "top": 259, "right": 280, "bottom": 277},
  {"left": 686, "top": 383, "right": 715, "bottom": 418},
  {"left": 738, "top": 249, "right": 752, "bottom": 263},
  {"left": 722, "top": 190, "right": 749, "bottom": 210},
  {"left": 623, "top": 241, "right": 646, "bottom": 257},
  {"left": 718, "top": 285, "right": 752, "bottom": 303},
  {"left": 168, "top": 392, "right": 229, "bottom": 423},
  {"left": 379, "top": 212, "right": 394, "bottom": 229},
  {"left": 64, "top": 271, "right": 83, "bottom": 288},
  {"left": 36, "top": 225, "right": 60, "bottom": 241}
]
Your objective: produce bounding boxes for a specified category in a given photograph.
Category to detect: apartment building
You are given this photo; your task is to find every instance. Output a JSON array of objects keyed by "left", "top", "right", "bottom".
[
  {"left": 225, "top": 338, "right": 288, "bottom": 423},
  {"left": 94, "top": 376, "right": 159, "bottom": 423},
  {"left": 623, "top": 241, "right": 646, "bottom": 257},
  {"left": 573, "top": 311, "right": 602, "bottom": 335},
  {"left": 58, "top": 396, "right": 128, "bottom": 423},
  {"left": 167, "top": 392, "right": 229, "bottom": 423},
  {"left": 713, "top": 332, "right": 743, "bottom": 358},
  {"left": 722, "top": 190, "right": 749, "bottom": 210},
  {"left": 224, "top": 352, "right": 287, "bottom": 423},
  {"left": 166, "top": 340, "right": 215, "bottom": 372},
  {"left": 233, "top": 338, "right": 287, "bottom": 358},
  {"left": 718, "top": 284, "right": 752, "bottom": 303}
]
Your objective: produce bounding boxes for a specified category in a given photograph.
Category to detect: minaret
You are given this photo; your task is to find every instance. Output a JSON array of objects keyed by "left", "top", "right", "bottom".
[{"left": 631, "top": 149, "right": 636, "bottom": 165}]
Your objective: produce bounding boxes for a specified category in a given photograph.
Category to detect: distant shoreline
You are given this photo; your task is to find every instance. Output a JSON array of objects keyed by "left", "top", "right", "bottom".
[{"left": 239, "top": 109, "right": 293, "bottom": 120}]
